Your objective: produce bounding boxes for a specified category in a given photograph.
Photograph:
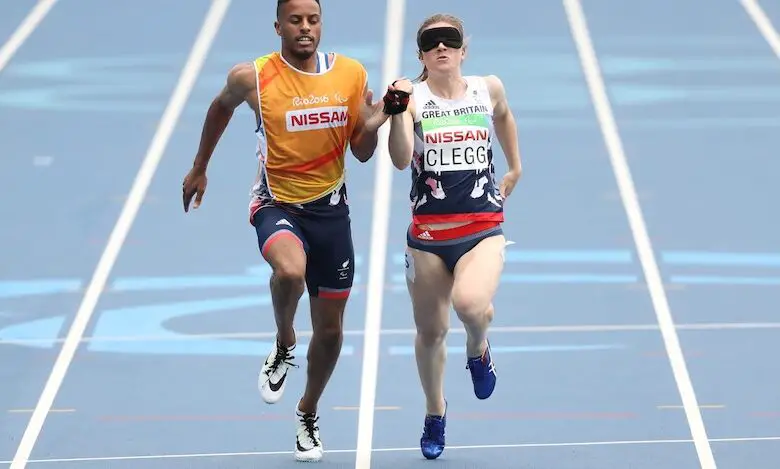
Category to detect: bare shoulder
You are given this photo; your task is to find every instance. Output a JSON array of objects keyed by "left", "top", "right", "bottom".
[
  {"left": 226, "top": 61, "right": 256, "bottom": 91},
  {"left": 215, "top": 61, "right": 256, "bottom": 108},
  {"left": 482, "top": 75, "right": 506, "bottom": 100}
]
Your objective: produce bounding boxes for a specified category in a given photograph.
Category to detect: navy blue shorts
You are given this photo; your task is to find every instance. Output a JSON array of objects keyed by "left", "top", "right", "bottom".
[
  {"left": 406, "top": 221, "right": 503, "bottom": 273},
  {"left": 250, "top": 188, "right": 354, "bottom": 300}
]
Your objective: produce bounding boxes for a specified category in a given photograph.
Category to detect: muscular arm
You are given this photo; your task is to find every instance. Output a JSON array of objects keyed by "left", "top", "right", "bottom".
[
  {"left": 349, "top": 83, "right": 381, "bottom": 162},
  {"left": 191, "top": 62, "right": 255, "bottom": 171},
  {"left": 387, "top": 97, "right": 416, "bottom": 170},
  {"left": 485, "top": 75, "right": 522, "bottom": 177}
]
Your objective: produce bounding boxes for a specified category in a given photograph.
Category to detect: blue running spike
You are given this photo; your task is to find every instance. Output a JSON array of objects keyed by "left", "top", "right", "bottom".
[
  {"left": 466, "top": 339, "right": 497, "bottom": 399},
  {"left": 420, "top": 401, "right": 447, "bottom": 460}
]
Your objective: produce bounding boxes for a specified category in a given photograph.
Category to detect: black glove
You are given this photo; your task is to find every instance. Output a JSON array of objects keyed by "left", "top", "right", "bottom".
[{"left": 382, "top": 88, "right": 410, "bottom": 115}]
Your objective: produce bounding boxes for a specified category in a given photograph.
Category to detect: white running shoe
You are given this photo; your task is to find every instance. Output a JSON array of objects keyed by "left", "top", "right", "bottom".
[
  {"left": 295, "top": 406, "right": 323, "bottom": 462},
  {"left": 258, "top": 338, "right": 296, "bottom": 404}
]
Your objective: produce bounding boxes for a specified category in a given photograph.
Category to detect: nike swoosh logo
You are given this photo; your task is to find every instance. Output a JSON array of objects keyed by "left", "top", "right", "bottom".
[
  {"left": 296, "top": 438, "right": 308, "bottom": 452},
  {"left": 268, "top": 371, "right": 287, "bottom": 392},
  {"left": 297, "top": 436, "right": 320, "bottom": 452}
]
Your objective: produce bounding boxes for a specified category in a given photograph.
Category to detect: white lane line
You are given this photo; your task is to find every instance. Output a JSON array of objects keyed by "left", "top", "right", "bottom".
[
  {"left": 741, "top": 0, "right": 780, "bottom": 58},
  {"left": 354, "top": 0, "right": 406, "bottom": 467},
  {"left": 1, "top": 435, "right": 776, "bottom": 465},
  {"left": 0, "top": 0, "right": 58, "bottom": 74}
]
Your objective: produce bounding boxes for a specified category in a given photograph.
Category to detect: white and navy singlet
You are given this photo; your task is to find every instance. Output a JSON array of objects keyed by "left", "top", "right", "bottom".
[{"left": 409, "top": 75, "right": 504, "bottom": 225}]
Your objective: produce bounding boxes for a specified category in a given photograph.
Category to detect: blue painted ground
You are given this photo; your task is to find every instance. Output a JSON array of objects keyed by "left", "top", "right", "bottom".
[
  {"left": 0, "top": 0, "right": 213, "bottom": 461},
  {"left": 586, "top": 2, "right": 780, "bottom": 468},
  {"left": 1, "top": 0, "right": 779, "bottom": 467},
  {"left": 1, "top": 0, "right": 381, "bottom": 463}
]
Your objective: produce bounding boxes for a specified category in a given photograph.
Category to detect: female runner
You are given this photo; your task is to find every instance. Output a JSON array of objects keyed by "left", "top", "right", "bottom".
[{"left": 383, "top": 13, "right": 523, "bottom": 460}]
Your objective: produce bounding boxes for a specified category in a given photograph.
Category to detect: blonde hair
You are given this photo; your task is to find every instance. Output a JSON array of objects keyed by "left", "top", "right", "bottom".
[{"left": 413, "top": 14, "right": 465, "bottom": 83}]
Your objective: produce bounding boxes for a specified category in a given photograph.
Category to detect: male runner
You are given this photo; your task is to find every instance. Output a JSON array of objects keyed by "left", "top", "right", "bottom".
[{"left": 181, "top": 0, "right": 387, "bottom": 461}]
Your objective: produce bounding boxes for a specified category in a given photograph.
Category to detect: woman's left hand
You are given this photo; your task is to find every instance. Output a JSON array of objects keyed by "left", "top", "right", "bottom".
[{"left": 499, "top": 169, "right": 521, "bottom": 199}]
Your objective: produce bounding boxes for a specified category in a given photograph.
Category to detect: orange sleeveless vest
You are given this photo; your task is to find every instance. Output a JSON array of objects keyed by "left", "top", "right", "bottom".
[{"left": 251, "top": 52, "right": 367, "bottom": 205}]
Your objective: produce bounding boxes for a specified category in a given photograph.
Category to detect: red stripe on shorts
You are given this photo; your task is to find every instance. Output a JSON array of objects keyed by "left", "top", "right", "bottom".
[
  {"left": 410, "top": 221, "right": 500, "bottom": 242},
  {"left": 261, "top": 230, "right": 303, "bottom": 256},
  {"left": 318, "top": 288, "right": 350, "bottom": 299}
]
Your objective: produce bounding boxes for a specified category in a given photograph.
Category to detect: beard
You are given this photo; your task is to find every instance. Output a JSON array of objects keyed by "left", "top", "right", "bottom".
[
  {"left": 288, "top": 47, "right": 316, "bottom": 61},
  {"left": 284, "top": 36, "right": 318, "bottom": 61}
]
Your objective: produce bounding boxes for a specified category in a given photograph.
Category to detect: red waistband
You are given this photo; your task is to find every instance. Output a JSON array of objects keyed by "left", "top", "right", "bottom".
[{"left": 410, "top": 221, "right": 500, "bottom": 241}]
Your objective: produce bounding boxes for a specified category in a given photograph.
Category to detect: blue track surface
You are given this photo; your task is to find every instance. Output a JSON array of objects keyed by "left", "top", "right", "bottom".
[{"left": 2, "top": 0, "right": 779, "bottom": 467}]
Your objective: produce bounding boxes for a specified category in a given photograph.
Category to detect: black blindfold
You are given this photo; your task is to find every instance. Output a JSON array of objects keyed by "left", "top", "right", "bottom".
[{"left": 417, "top": 26, "right": 463, "bottom": 52}]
